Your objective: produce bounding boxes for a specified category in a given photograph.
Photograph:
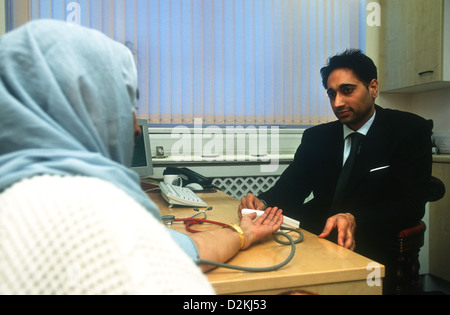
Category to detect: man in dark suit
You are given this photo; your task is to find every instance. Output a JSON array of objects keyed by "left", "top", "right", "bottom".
[{"left": 239, "top": 49, "right": 432, "bottom": 275}]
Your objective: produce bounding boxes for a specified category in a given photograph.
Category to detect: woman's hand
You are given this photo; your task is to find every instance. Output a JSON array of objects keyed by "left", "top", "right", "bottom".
[{"left": 239, "top": 207, "right": 283, "bottom": 250}]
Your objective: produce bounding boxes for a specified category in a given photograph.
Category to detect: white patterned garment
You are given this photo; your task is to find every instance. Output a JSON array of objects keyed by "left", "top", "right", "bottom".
[{"left": 0, "top": 175, "right": 215, "bottom": 295}]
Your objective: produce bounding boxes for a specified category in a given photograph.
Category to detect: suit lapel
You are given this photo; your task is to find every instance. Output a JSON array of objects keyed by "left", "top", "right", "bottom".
[
  {"left": 325, "top": 122, "right": 345, "bottom": 201},
  {"left": 348, "top": 106, "right": 390, "bottom": 189},
  {"left": 332, "top": 122, "right": 345, "bottom": 170},
  {"left": 327, "top": 121, "right": 345, "bottom": 178}
]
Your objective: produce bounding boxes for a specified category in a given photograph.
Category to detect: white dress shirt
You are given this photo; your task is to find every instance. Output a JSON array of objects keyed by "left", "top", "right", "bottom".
[{"left": 342, "top": 110, "right": 376, "bottom": 165}]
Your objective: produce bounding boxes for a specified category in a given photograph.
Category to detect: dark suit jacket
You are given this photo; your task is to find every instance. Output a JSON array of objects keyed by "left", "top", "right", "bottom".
[{"left": 259, "top": 105, "right": 432, "bottom": 261}]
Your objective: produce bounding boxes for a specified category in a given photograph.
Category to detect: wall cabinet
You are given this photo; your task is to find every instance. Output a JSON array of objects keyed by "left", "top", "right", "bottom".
[{"left": 380, "top": 0, "right": 450, "bottom": 93}]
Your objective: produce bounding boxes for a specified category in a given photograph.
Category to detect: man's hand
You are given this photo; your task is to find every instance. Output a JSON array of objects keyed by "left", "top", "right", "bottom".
[
  {"left": 238, "top": 193, "right": 267, "bottom": 219},
  {"left": 318, "top": 213, "right": 356, "bottom": 251},
  {"left": 239, "top": 207, "right": 283, "bottom": 250}
]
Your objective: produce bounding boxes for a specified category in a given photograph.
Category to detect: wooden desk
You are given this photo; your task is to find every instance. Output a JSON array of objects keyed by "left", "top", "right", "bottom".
[{"left": 149, "top": 190, "right": 384, "bottom": 295}]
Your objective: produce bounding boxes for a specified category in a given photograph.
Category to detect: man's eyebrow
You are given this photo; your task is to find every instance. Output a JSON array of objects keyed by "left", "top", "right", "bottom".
[
  {"left": 338, "top": 83, "right": 357, "bottom": 89},
  {"left": 327, "top": 83, "right": 357, "bottom": 93}
]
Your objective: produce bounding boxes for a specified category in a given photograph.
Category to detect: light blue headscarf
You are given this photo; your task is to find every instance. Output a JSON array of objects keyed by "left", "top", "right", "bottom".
[
  {"left": 0, "top": 20, "right": 200, "bottom": 261},
  {"left": 0, "top": 20, "right": 160, "bottom": 219}
]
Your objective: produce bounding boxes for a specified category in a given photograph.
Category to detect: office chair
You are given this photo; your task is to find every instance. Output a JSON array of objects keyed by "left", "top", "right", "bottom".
[{"left": 388, "top": 176, "right": 446, "bottom": 295}]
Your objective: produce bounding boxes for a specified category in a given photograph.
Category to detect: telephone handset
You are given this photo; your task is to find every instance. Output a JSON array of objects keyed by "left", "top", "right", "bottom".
[{"left": 163, "top": 167, "right": 213, "bottom": 189}]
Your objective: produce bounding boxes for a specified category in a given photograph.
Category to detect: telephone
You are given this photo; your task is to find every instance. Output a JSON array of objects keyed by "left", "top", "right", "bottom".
[{"left": 163, "top": 167, "right": 213, "bottom": 190}]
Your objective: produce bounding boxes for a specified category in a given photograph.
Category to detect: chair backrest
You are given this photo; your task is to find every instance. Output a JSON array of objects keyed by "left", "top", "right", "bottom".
[{"left": 427, "top": 176, "right": 446, "bottom": 202}]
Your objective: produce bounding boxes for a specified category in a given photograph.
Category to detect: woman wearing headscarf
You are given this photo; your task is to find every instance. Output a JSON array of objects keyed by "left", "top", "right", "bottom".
[{"left": 0, "top": 20, "right": 282, "bottom": 295}]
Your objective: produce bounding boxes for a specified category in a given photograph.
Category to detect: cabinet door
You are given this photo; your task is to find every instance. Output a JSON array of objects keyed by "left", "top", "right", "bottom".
[
  {"left": 380, "top": 0, "right": 443, "bottom": 92},
  {"left": 413, "top": 0, "right": 443, "bottom": 86}
]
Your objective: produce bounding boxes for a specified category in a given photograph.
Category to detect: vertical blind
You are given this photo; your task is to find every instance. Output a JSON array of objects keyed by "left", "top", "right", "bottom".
[{"left": 8, "top": 0, "right": 366, "bottom": 126}]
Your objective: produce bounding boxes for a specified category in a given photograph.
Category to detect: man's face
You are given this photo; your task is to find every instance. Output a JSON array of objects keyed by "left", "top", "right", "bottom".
[{"left": 326, "top": 68, "right": 378, "bottom": 131}]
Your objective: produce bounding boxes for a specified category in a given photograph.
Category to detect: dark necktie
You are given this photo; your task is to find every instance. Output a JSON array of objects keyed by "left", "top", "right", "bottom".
[{"left": 331, "top": 132, "right": 365, "bottom": 207}]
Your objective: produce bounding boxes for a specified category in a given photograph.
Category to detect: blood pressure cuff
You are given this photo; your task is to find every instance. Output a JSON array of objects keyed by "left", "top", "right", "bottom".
[{"left": 166, "top": 228, "right": 200, "bottom": 262}]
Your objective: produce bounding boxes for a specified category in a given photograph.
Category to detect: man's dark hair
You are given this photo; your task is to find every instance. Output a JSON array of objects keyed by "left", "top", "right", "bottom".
[{"left": 320, "top": 49, "right": 378, "bottom": 89}]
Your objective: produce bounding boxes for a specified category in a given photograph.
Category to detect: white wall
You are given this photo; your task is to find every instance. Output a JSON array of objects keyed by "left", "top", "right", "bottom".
[
  {"left": 410, "top": 88, "right": 450, "bottom": 132},
  {"left": 376, "top": 87, "right": 450, "bottom": 133}
]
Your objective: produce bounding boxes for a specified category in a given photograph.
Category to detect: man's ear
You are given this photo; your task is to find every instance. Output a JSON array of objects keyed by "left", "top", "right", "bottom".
[{"left": 369, "top": 79, "right": 379, "bottom": 99}]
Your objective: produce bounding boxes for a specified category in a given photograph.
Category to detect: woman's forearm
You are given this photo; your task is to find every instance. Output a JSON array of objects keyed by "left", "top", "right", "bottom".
[
  {"left": 191, "top": 208, "right": 283, "bottom": 272},
  {"left": 191, "top": 227, "right": 242, "bottom": 272}
]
